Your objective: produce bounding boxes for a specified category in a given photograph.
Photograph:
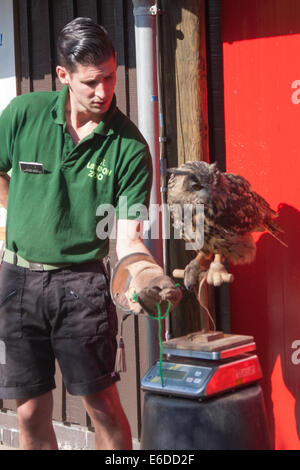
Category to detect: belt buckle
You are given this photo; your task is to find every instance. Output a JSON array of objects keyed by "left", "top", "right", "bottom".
[{"left": 29, "top": 262, "right": 44, "bottom": 271}]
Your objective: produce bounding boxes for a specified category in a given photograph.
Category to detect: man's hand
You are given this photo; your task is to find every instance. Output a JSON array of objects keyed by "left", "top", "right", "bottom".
[
  {"left": 116, "top": 220, "right": 182, "bottom": 314},
  {"left": 137, "top": 274, "right": 182, "bottom": 316}
]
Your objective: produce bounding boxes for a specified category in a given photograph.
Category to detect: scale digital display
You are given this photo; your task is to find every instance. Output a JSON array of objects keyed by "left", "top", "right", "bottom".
[{"left": 162, "top": 369, "right": 187, "bottom": 380}]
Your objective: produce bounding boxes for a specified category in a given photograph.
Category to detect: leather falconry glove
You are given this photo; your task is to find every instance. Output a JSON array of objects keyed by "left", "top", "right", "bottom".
[
  {"left": 112, "top": 253, "right": 182, "bottom": 316},
  {"left": 126, "top": 258, "right": 182, "bottom": 315},
  {"left": 110, "top": 253, "right": 182, "bottom": 374}
]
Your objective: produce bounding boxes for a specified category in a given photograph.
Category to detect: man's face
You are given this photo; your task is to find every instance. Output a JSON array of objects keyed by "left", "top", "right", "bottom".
[{"left": 57, "top": 55, "right": 117, "bottom": 117}]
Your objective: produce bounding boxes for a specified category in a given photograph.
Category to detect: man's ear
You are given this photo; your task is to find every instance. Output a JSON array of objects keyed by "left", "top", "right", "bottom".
[{"left": 56, "top": 66, "right": 69, "bottom": 85}]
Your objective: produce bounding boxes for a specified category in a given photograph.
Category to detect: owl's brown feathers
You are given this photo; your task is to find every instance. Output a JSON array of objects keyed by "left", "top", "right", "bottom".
[{"left": 167, "top": 161, "right": 284, "bottom": 266}]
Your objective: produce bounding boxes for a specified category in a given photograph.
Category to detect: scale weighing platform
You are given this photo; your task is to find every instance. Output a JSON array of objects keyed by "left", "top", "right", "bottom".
[{"left": 141, "top": 332, "right": 262, "bottom": 399}]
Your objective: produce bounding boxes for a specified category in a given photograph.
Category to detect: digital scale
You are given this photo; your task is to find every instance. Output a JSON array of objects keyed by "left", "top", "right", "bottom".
[
  {"left": 110, "top": 253, "right": 263, "bottom": 401},
  {"left": 141, "top": 331, "right": 263, "bottom": 399}
]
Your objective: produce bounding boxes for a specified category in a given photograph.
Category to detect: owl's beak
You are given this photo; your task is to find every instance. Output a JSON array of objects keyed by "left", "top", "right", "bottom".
[{"left": 198, "top": 188, "right": 210, "bottom": 203}]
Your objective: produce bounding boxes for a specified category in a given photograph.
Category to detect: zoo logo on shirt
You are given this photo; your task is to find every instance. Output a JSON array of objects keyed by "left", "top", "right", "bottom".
[{"left": 87, "top": 159, "right": 112, "bottom": 181}]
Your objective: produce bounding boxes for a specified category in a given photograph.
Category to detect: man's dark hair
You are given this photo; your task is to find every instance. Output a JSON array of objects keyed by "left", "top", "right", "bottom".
[{"left": 57, "top": 17, "right": 115, "bottom": 72}]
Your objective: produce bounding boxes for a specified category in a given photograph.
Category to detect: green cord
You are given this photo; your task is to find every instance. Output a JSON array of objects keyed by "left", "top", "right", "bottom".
[
  {"left": 132, "top": 283, "right": 181, "bottom": 387},
  {"left": 158, "top": 303, "right": 167, "bottom": 387},
  {"left": 146, "top": 301, "right": 172, "bottom": 388}
]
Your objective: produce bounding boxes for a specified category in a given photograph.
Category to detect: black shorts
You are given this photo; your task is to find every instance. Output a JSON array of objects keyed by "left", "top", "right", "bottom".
[{"left": 0, "top": 260, "right": 120, "bottom": 399}]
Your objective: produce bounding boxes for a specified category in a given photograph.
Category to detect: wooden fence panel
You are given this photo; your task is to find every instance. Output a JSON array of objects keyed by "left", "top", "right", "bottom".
[
  {"left": 76, "top": 0, "right": 98, "bottom": 21},
  {"left": 29, "top": 0, "right": 53, "bottom": 92},
  {"left": 16, "top": 0, "right": 32, "bottom": 94},
  {"left": 124, "top": 0, "right": 138, "bottom": 126},
  {"left": 50, "top": 0, "right": 75, "bottom": 90}
]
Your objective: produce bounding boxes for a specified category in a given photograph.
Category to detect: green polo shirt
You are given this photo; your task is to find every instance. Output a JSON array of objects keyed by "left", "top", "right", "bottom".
[{"left": 0, "top": 86, "right": 152, "bottom": 264}]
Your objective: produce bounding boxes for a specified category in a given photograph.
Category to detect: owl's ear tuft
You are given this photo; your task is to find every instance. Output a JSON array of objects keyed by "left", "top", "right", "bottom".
[{"left": 210, "top": 162, "right": 219, "bottom": 171}]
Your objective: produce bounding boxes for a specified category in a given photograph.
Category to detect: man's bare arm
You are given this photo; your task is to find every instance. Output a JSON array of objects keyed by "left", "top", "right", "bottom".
[
  {"left": 116, "top": 219, "right": 151, "bottom": 260},
  {"left": 0, "top": 172, "right": 10, "bottom": 209}
]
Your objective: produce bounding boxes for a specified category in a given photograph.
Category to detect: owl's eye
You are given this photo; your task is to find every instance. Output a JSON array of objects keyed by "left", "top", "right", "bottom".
[{"left": 192, "top": 183, "right": 202, "bottom": 191}]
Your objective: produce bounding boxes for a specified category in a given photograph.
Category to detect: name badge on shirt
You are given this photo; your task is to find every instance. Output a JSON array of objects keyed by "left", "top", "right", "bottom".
[{"left": 19, "top": 162, "right": 44, "bottom": 174}]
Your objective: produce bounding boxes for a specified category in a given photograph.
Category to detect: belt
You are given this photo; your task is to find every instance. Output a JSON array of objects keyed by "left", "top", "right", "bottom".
[{"left": 3, "top": 249, "right": 72, "bottom": 271}]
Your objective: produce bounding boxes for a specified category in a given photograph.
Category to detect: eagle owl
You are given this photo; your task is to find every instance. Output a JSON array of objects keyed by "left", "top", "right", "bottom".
[{"left": 167, "top": 161, "right": 284, "bottom": 288}]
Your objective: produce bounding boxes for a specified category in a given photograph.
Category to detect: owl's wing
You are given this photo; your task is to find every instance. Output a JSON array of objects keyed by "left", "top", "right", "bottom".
[
  {"left": 226, "top": 172, "right": 276, "bottom": 215},
  {"left": 214, "top": 173, "right": 268, "bottom": 232}
]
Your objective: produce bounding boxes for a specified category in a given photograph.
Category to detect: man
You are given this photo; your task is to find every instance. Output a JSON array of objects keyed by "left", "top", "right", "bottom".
[{"left": 0, "top": 18, "right": 181, "bottom": 450}]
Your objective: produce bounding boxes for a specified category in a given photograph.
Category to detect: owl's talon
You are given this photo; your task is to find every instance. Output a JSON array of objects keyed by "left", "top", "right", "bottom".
[
  {"left": 184, "top": 260, "right": 201, "bottom": 290},
  {"left": 186, "top": 284, "right": 194, "bottom": 292},
  {"left": 183, "top": 259, "right": 205, "bottom": 290},
  {"left": 206, "top": 261, "right": 234, "bottom": 286}
]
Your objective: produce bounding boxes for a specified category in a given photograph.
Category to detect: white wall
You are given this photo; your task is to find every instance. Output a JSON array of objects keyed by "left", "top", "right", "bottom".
[
  {"left": 0, "top": 0, "right": 17, "bottom": 111},
  {"left": 0, "top": 1, "right": 15, "bottom": 233}
]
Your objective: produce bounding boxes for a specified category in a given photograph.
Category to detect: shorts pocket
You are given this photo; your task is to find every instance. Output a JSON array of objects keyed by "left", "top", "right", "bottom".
[
  {"left": 61, "top": 286, "right": 109, "bottom": 338},
  {"left": 68, "top": 289, "right": 103, "bottom": 313}
]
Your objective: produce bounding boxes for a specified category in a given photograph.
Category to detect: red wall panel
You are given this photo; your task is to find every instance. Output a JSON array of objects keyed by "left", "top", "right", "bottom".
[{"left": 221, "top": 0, "right": 300, "bottom": 449}]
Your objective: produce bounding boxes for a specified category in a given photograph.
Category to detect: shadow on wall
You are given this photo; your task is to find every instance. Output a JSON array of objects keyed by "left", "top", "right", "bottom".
[{"left": 229, "top": 203, "right": 300, "bottom": 449}]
